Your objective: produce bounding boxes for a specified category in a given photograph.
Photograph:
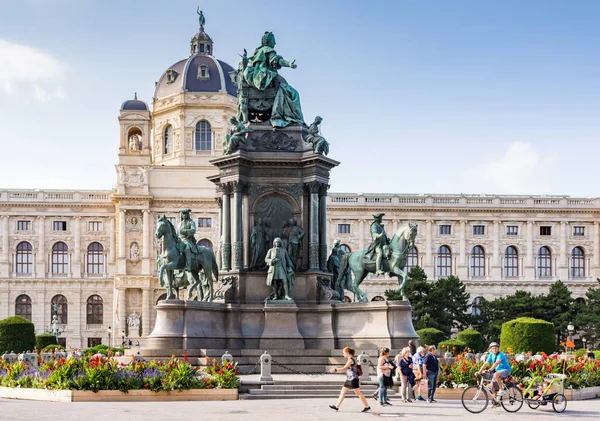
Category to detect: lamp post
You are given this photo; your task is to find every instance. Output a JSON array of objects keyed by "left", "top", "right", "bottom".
[
  {"left": 107, "top": 326, "right": 112, "bottom": 350},
  {"left": 450, "top": 326, "right": 458, "bottom": 339},
  {"left": 582, "top": 337, "right": 587, "bottom": 350},
  {"left": 566, "top": 322, "right": 575, "bottom": 356},
  {"left": 121, "top": 330, "right": 126, "bottom": 347}
]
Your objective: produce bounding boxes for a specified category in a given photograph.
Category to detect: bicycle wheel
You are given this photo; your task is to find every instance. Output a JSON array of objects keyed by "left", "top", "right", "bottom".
[
  {"left": 552, "top": 393, "right": 567, "bottom": 413},
  {"left": 461, "top": 385, "right": 489, "bottom": 413},
  {"left": 500, "top": 385, "right": 524, "bottom": 412},
  {"left": 526, "top": 398, "right": 540, "bottom": 409}
]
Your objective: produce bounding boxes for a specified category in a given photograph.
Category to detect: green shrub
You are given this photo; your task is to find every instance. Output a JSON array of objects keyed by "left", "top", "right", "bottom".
[
  {"left": 41, "top": 344, "right": 64, "bottom": 353},
  {"left": 575, "top": 348, "right": 587, "bottom": 358},
  {"left": 0, "top": 316, "right": 36, "bottom": 353},
  {"left": 438, "top": 339, "right": 467, "bottom": 354},
  {"left": 417, "top": 328, "right": 446, "bottom": 347},
  {"left": 384, "top": 289, "right": 403, "bottom": 301},
  {"left": 457, "top": 328, "right": 485, "bottom": 352},
  {"left": 36, "top": 334, "right": 58, "bottom": 350},
  {"left": 83, "top": 344, "right": 125, "bottom": 356},
  {"left": 594, "top": 350, "right": 600, "bottom": 359},
  {"left": 500, "top": 317, "right": 555, "bottom": 354}
]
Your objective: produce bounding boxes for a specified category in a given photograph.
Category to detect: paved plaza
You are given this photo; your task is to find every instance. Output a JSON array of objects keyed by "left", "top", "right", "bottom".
[{"left": 1, "top": 397, "right": 598, "bottom": 421}]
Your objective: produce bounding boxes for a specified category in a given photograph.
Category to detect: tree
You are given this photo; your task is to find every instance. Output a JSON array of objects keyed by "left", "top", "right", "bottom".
[
  {"left": 574, "top": 279, "right": 600, "bottom": 348},
  {"left": 428, "top": 275, "right": 471, "bottom": 335},
  {"left": 405, "top": 266, "right": 433, "bottom": 330},
  {"left": 539, "top": 280, "right": 578, "bottom": 348}
]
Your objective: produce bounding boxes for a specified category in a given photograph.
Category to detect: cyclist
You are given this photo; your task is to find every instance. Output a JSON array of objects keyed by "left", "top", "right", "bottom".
[{"left": 476, "top": 342, "right": 512, "bottom": 401}]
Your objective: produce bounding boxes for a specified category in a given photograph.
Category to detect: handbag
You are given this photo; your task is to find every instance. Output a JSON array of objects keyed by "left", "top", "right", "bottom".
[{"left": 413, "top": 368, "right": 422, "bottom": 380}]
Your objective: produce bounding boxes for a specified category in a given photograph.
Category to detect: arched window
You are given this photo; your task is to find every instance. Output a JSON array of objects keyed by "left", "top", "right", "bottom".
[
  {"left": 537, "top": 246, "right": 552, "bottom": 278},
  {"left": 51, "top": 294, "right": 68, "bottom": 324},
  {"left": 436, "top": 245, "right": 452, "bottom": 277},
  {"left": 340, "top": 244, "right": 351, "bottom": 254},
  {"left": 15, "top": 294, "right": 32, "bottom": 320},
  {"left": 156, "top": 293, "right": 167, "bottom": 304},
  {"left": 164, "top": 124, "right": 173, "bottom": 154},
  {"left": 471, "top": 296, "right": 483, "bottom": 316},
  {"left": 87, "top": 242, "right": 104, "bottom": 275},
  {"left": 470, "top": 246, "right": 485, "bottom": 277},
  {"left": 571, "top": 247, "right": 585, "bottom": 278},
  {"left": 51, "top": 242, "right": 69, "bottom": 275},
  {"left": 86, "top": 295, "right": 103, "bottom": 325},
  {"left": 16, "top": 241, "right": 33, "bottom": 274},
  {"left": 343, "top": 296, "right": 352, "bottom": 303},
  {"left": 406, "top": 246, "right": 418, "bottom": 271},
  {"left": 504, "top": 246, "right": 519, "bottom": 277},
  {"left": 371, "top": 296, "right": 385, "bottom": 302},
  {"left": 195, "top": 121, "right": 212, "bottom": 151},
  {"left": 198, "top": 239, "right": 213, "bottom": 248}
]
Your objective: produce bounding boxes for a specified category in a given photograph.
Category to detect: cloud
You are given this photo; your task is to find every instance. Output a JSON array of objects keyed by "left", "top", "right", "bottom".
[
  {"left": 0, "top": 40, "right": 66, "bottom": 101},
  {"left": 462, "top": 141, "right": 558, "bottom": 194}
]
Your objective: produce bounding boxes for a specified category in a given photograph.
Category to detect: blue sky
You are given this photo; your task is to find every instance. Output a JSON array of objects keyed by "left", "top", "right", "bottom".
[{"left": 1, "top": 0, "right": 599, "bottom": 196}]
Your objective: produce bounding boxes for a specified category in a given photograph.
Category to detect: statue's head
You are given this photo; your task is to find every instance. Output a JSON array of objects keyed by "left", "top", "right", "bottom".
[
  {"left": 180, "top": 208, "right": 191, "bottom": 219},
  {"left": 229, "top": 116, "right": 237, "bottom": 124},
  {"left": 257, "top": 218, "right": 263, "bottom": 226},
  {"left": 333, "top": 239, "right": 340, "bottom": 247},
  {"left": 314, "top": 116, "right": 323, "bottom": 124},
  {"left": 273, "top": 237, "right": 282, "bottom": 247},
  {"left": 373, "top": 212, "right": 385, "bottom": 222},
  {"left": 289, "top": 217, "right": 296, "bottom": 226},
  {"left": 261, "top": 31, "right": 276, "bottom": 48}
]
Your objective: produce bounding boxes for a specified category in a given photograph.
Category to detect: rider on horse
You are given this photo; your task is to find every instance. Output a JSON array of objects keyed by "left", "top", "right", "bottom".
[
  {"left": 178, "top": 208, "right": 200, "bottom": 271},
  {"left": 365, "top": 213, "right": 391, "bottom": 274}
]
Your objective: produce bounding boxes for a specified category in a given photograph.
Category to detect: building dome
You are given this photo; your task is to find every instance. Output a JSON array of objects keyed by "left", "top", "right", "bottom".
[{"left": 121, "top": 93, "right": 149, "bottom": 111}]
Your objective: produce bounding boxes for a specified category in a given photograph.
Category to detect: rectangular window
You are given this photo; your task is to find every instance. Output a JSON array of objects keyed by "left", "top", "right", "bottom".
[
  {"left": 439, "top": 225, "right": 451, "bottom": 235},
  {"left": 57, "top": 338, "right": 67, "bottom": 348},
  {"left": 472, "top": 225, "right": 485, "bottom": 235},
  {"left": 573, "top": 226, "right": 585, "bottom": 236},
  {"left": 506, "top": 226, "right": 518, "bottom": 236},
  {"left": 87, "top": 338, "right": 102, "bottom": 348},
  {"left": 337, "top": 224, "right": 351, "bottom": 234},
  {"left": 17, "top": 220, "right": 31, "bottom": 231},
  {"left": 88, "top": 221, "right": 103, "bottom": 232},
  {"left": 197, "top": 217, "right": 212, "bottom": 228},
  {"left": 540, "top": 226, "right": 552, "bottom": 236},
  {"left": 53, "top": 221, "right": 67, "bottom": 231}
]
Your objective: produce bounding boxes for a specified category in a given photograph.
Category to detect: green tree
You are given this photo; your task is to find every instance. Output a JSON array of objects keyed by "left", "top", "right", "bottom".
[
  {"left": 405, "top": 266, "right": 433, "bottom": 330},
  {"left": 574, "top": 279, "right": 600, "bottom": 348},
  {"left": 539, "top": 280, "right": 578, "bottom": 348},
  {"left": 470, "top": 297, "right": 502, "bottom": 343},
  {"left": 428, "top": 275, "right": 471, "bottom": 335}
]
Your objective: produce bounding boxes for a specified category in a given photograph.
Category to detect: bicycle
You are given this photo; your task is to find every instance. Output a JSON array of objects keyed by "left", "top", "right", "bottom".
[
  {"left": 461, "top": 371, "right": 524, "bottom": 413},
  {"left": 522, "top": 373, "right": 567, "bottom": 413}
]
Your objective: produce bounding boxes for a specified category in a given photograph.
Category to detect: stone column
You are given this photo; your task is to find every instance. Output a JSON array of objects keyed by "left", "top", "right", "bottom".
[
  {"left": 594, "top": 222, "right": 600, "bottom": 266},
  {"left": 242, "top": 192, "right": 250, "bottom": 269},
  {"left": 108, "top": 217, "right": 115, "bottom": 271},
  {"left": 119, "top": 210, "right": 126, "bottom": 259},
  {"left": 232, "top": 182, "right": 244, "bottom": 270},
  {"left": 142, "top": 210, "right": 150, "bottom": 259},
  {"left": 526, "top": 221, "right": 533, "bottom": 266},
  {"left": 459, "top": 221, "right": 466, "bottom": 265},
  {"left": 307, "top": 182, "right": 321, "bottom": 270},
  {"left": 425, "top": 220, "right": 433, "bottom": 266},
  {"left": 221, "top": 185, "right": 232, "bottom": 271},
  {"left": 558, "top": 221, "right": 568, "bottom": 279},
  {"left": 72, "top": 216, "right": 81, "bottom": 277},
  {"left": 358, "top": 219, "right": 365, "bottom": 250},
  {"left": 491, "top": 220, "right": 501, "bottom": 280},
  {"left": 318, "top": 184, "right": 328, "bottom": 270},
  {"left": 142, "top": 288, "right": 150, "bottom": 336},
  {"left": 36, "top": 216, "right": 46, "bottom": 276},
  {"left": 118, "top": 287, "right": 127, "bottom": 337},
  {"left": 1, "top": 216, "right": 9, "bottom": 275}
]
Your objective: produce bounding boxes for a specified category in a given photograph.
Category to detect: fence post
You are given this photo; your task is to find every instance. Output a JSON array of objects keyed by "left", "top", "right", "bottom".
[
  {"left": 357, "top": 351, "right": 371, "bottom": 381},
  {"left": 260, "top": 351, "right": 273, "bottom": 382},
  {"left": 221, "top": 350, "right": 233, "bottom": 363}
]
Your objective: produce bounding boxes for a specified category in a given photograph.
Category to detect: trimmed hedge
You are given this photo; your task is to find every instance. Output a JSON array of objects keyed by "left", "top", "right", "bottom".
[
  {"left": 83, "top": 344, "right": 125, "bottom": 356},
  {"left": 0, "top": 316, "right": 36, "bottom": 353},
  {"left": 36, "top": 334, "right": 58, "bottom": 350},
  {"left": 500, "top": 317, "right": 555, "bottom": 354},
  {"left": 41, "top": 344, "right": 63, "bottom": 353},
  {"left": 417, "top": 328, "right": 446, "bottom": 347},
  {"left": 438, "top": 339, "right": 467, "bottom": 354},
  {"left": 457, "top": 328, "right": 485, "bottom": 352}
]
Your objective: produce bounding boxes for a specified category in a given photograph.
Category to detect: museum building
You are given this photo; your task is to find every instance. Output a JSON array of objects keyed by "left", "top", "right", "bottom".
[{"left": 0, "top": 23, "right": 597, "bottom": 348}]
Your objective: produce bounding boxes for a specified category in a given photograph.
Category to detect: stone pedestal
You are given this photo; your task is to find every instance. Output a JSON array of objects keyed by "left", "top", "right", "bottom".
[{"left": 259, "top": 302, "right": 305, "bottom": 349}]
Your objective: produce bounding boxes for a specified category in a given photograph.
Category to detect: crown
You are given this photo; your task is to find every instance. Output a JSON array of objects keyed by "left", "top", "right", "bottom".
[{"left": 261, "top": 31, "right": 275, "bottom": 47}]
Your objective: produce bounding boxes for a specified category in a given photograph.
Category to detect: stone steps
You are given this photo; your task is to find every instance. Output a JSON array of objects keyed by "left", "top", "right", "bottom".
[{"left": 240, "top": 379, "right": 396, "bottom": 400}]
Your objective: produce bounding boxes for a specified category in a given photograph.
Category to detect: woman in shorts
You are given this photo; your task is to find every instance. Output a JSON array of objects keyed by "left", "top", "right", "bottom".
[{"left": 328, "top": 347, "right": 371, "bottom": 412}]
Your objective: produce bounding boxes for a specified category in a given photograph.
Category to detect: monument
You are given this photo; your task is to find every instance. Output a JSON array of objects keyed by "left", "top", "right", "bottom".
[{"left": 145, "top": 21, "right": 418, "bottom": 355}]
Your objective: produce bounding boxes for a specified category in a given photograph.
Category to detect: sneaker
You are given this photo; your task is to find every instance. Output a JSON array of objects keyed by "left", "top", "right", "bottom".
[
  {"left": 427, "top": 399, "right": 432, "bottom": 403},
  {"left": 417, "top": 395, "right": 426, "bottom": 401},
  {"left": 407, "top": 399, "right": 412, "bottom": 403},
  {"left": 430, "top": 399, "right": 437, "bottom": 403},
  {"left": 329, "top": 405, "right": 338, "bottom": 411},
  {"left": 362, "top": 407, "right": 372, "bottom": 413},
  {"left": 497, "top": 390, "right": 506, "bottom": 396}
]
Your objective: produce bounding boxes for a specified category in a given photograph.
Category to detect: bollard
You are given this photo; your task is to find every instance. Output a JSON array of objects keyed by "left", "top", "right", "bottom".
[
  {"left": 357, "top": 351, "right": 371, "bottom": 381},
  {"left": 2, "top": 352, "right": 18, "bottom": 364},
  {"left": 221, "top": 350, "right": 233, "bottom": 364},
  {"left": 55, "top": 351, "right": 67, "bottom": 361},
  {"left": 133, "top": 352, "right": 144, "bottom": 362},
  {"left": 41, "top": 352, "right": 54, "bottom": 364},
  {"left": 260, "top": 351, "right": 273, "bottom": 382},
  {"left": 465, "top": 352, "right": 474, "bottom": 360},
  {"left": 19, "top": 352, "right": 39, "bottom": 369},
  {"left": 68, "top": 350, "right": 83, "bottom": 361}
]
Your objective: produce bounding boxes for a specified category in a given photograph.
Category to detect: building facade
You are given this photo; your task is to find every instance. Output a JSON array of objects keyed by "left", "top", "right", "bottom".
[{"left": 1, "top": 22, "right": 597, "bottom": 348}]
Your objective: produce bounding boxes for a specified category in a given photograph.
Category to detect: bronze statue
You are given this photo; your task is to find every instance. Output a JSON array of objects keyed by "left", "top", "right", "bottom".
[
  {"left": 197, "top": 7, "right": 205, "bottom": 30},
  {"left": 365, "top": 213, "right": 390, "bottom": 275},
  {"left": 250, "top": 218, "right": 267, "bottom": 270},
  {"left": 265, "top": 237, "right": 294, "bottom": 301},
  {"left": 306, "top": 116, "right": 329, "bottom": 155},
  {"left": 327, "top": 239, "right": 346, "bottom": 299},
  {"left": 286, "top": 217, "right": 304, "bottom": 268},
  {"left": 223, "top": 116, "right": 252, "bottom": 155},
  {"left": 178, "top": 208, "right": 199, "bottom": 271}
]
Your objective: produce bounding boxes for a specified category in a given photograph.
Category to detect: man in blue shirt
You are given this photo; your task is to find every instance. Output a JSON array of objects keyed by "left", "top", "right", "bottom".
[{"left": 476, "top": 342, "right": 512, "bottom": 399}]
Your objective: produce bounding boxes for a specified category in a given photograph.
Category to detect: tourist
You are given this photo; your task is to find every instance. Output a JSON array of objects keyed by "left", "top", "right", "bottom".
[
  {"left": 328, "top": 347, "right": 371, "bottom": 412},
  {"left": 375, "top": 347, "right": 393, "bottom": 406},
  {"left": 423, "top": 345, "right": 439, "bottom": 403},
  {"left": 587, "top": 348, "right": 595, "bottom": 360},
  {"left": 399, "top": 347, "right": 414, "bottom": 402},
  {"left": 408, "top": 340, "right": 417, "bottom": 356},
  {"left": 476, "top": 342, "right": 512, "bottom": 402},
  {"left": 412, "top": 346, "right": 427, "bottom": 401}
]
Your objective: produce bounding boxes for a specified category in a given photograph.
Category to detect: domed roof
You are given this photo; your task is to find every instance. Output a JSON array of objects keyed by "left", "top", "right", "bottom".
[
  {"left": 154, "top": 55, "right": 237, "bottom": 99},
  {"left": 121, "top": 93, "right": 149, "bottom": 111}
]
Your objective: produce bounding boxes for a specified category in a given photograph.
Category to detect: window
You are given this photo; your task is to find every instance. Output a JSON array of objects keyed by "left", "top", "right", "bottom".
[
  {"left": 540, "top": 226, "right": 552, "bottom": 236},
  {"left": 57, "top": 338, "right": 66, "bottom": 348},
  {"left": 17, "top": 220, "right": 31, "bottom": 231},
  {"left": 340, "top": 244, "right": 351, "bottom": 254},
  {"left": 16, "top": 241, "right": 33, "bottom": 274},
  {"left": 199, "top": 239, "right": 213, "bottom": 248},
  {"left": 86, "top": 295, "right": 103, "bottom": 325},
  {"left": 472, "top": 225, "right": 485, "bottom": 235},
  {"left": 504, "top": 246, "right": 519, "bottom": 277},
  {"left": 406, "top": 246, "right": 418, "bottom": 271},
  {"left": 436, "top": 245, "right": 452, "bottom": 277},
  {"left": 371, "top": 296, "right": 385, "bottom": 302},
  {"left": 51, "top": 294, "right": 68, "bottom": 324},
  {"left": 88, "top": 221, "right": 103, "bottom": 232},
  {"left": 337, "top": 224, "right": 351, "bottom": 234},
  {"left": 51, "top": 242, "right": 69, "bottom": 275},
  {"left": 197, "top": 218, "right": 212, "bottom": 228},
  {"left": 470, "top": 246, "right": 485, "bottom": 277},
  {"left": 15, "top": 294, "right": 32, "bottom": 321},
  {"left": 53, "top": 221, "right": 67, "bottom": 231},
  {"left": 195, "top": 121, "right": 212, "bottom": 151},
  {"left": 571, "top": 247, "right": 585, "bottom": 278},
  {"left": 164, "top": 125, "right": 173, "bottom": 154},
  {"left": 87, "top": 242, "right": 104, "bottom": 274},
  {"left": 87, "top": 338, "right": 102, "bottom": 348},
  {"left": 573, "top": 226, "right": 585, "bottom": 236},
  {"left": 197, "top": 64, "right": 209, "bottom": 81},
  {"left": 439, "top": 225, "right": 451, "bottom": 235},
  {"left": 506, "top": 226, "right": 518, "bottom": 236},
  {"left": 471, "top": 296, "right": 483, "bottom": 316},
  {"left": 537, "top": 246, "right": 552, "bottom": 278}
]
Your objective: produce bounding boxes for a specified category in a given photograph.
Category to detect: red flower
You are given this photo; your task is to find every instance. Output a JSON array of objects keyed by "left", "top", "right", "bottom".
[{"left": 183, "top": 354, "right": 189, "bottom": 362}]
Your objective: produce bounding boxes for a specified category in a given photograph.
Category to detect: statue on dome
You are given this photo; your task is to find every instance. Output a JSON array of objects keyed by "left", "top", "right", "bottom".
[
  {"left": 223, "top": 116, "right": 252, "bottom": 155},
  {"left": 197, "top": 7, "right": 205, "bottom": 30},
  {"left": 241, "top": 32, "right": 305, "bottom": 128},
  {"left": 305, "top": 116, "right": 329, "bottom": 155}
]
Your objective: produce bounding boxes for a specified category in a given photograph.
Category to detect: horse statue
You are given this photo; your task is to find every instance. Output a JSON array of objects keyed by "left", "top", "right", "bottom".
[
  {"left": 155, "top": 215, "right": 219, "bottom": 301},
  {"left": 338, "top": 223, "right": 417, "bottom": 302}
]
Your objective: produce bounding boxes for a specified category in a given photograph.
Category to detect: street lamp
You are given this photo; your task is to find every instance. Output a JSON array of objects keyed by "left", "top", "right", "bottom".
[
  {"left": 450, "top": 326, "right": 459, "bottom": 339},
  {"left": 107, "top": 326, "right": 112, "bottom": 350},
  {"left": 583, "top": 337, "right": 587, "bottom": 349},
  {"left": 567, "top": 322, "right": 574, "bottom": 335},
  {"left": 121, "top": 330, "right": 126, "bottom": 347}
]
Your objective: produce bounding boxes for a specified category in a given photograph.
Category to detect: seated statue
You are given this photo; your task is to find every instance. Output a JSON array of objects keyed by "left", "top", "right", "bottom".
[
  {"left": 305, "top": 116, "right": 329, "bottom": 155},
  {"left": 241, "top": 32, "right": 305, "bottom": 127},
  {"left": 223, "top": 116, "right": 252, "bottom": 155}
]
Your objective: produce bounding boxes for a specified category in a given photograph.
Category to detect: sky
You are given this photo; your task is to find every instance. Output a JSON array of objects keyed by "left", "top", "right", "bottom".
[{"left": 0, "top": 0, "right": 599, "bottom": 196}]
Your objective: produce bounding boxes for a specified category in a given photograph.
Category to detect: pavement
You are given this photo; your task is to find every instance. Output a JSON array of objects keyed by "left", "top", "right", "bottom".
[{"left": 1, "top": 397, "right": 599, "bottom": 421}]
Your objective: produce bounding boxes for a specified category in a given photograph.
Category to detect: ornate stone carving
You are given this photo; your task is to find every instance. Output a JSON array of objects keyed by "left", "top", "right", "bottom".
[
  {"left": 232, "top": 241, "right": 243, "bottom": 269},
  {"left": 221, "top": 243, "right": 232, "bottom": 271},
  {"left": 120, "top": 167, "right": 149, "bottom": 188},
  {"left": 316, "top": 276, "right": 340, "bottom": 303},
  {"left": 309, "top": 243, "right": 320, "bottom": 270},
  {"left": 214, "top": 276, "right": 237, "bottom": 301},
  {"left": 253, "top": 131, "right": 297, "bottom": 151}
]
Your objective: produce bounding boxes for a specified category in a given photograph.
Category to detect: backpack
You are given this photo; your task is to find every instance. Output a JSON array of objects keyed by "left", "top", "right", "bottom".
[{"left": 356, "top": 362, "right": 363, "bottom": 377}]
